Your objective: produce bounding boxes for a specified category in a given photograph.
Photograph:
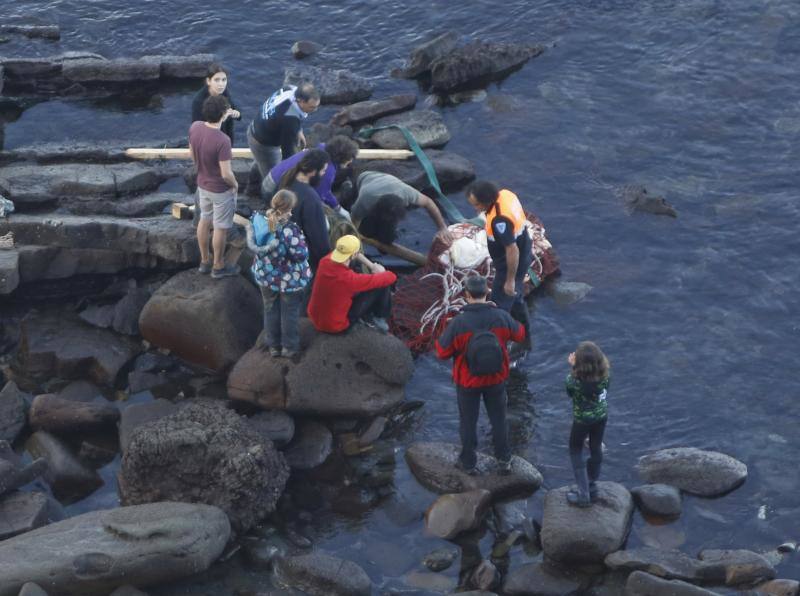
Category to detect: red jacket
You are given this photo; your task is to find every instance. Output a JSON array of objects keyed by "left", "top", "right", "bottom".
[
  {"left": 308, "top": 254, "right": 397, "bottom": 333},
  {"left": 435, "top": 302, "right": 525, "bottom": 388}
]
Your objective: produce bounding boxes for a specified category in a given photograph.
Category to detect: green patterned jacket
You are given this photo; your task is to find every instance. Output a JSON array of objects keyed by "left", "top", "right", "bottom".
[{"left": 565, "top": 374, "right": 609, "bottom": 423}]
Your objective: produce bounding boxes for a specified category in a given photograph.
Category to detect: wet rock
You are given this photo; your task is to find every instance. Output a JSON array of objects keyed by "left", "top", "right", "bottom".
[
  {"left": 291, "top": 40, "right": 322, "bottom": 59},
  {"left": 503, "top": 561, "right": 583, "bottom": 596},
  {"left": 405, "top": 442, "right": 542, "bottom": 501},
  {"left": 139, "top": 54, "right": 214, "bottom": 78},
  {"left": 139, "top": 270, "right": 261, "bottom": 372},
  {"left": 303, "top": 122, "right": 354, "bottom": 148},
  {"left": 119, "top": 400, "right": 289, "bottom": 533},
  {"left": 16, "top": 313, "right": 140, "bottom": 387},
  {"left": 62, "top": 58, "right": 160, "bottom": 83},
  {"left": 247, "top": 410, "right": 295, "bottom": 448},
  {"left": 284, "top": 65, "right": 373, "bottom": 104},
  {"left": 425, "top": 489, "right": 491, "bottom": 540},
  {"left": 29, "top": 393, "right": 119, "bottom": 434},
  {"left": 430, "top": 41, "right": 544, "bottom": 93},
  {"left": 0, "top": 25, "right": 61, "bottom": 40},
  {"left": 228, "top": 322, "right": 413, "bottom": 417},
  {"left": 362, "top": 539, "right": 417, "bottom": 576},
  {"left": 0, "top": 502, "right": 230, "bottom": 595},
  {"left": 17, "top": 582, "right": 50, "bottom": 596},
  {"left": 540, "top": 482, "right": 634, "bottom": 564},
  {"left": 241, "top": 535, "right": 287, "bottom": 570},
  {"left": 126, "top": 371, "right": 170, "bottom": 394},
  {"left": 605, "top": 547, "right": 708, "bottom": 582},
  {"left": 698, "top": 549, "right": 776, "bottom": 586},
  {"left": 282, "top": 420, "right": 332, "bottom": 470},
  {"left": 0, "top": 250, "right": 19, "bottom": 294},
  {"left": 369, "top": 110, "right": 451, "bottom": 150},
  {"left": 111, "top": 288, "right": 151, "bottom": 335},
  {"left": 546, "top": 280, "right": 593, "bottom": 306},
  {"left": 395, "top": 31, "right": 459, "bottom": 79},
  {"left": 0, "top": 448, "right": 47, "bottom": 497},
  {"left": 25, "top": 431, "right": 102, "bottom": 503},
  {"left": 0, "top": 138, "right": 185, "bottom": 165},
  {"left": 108, "top": 586, "right": 149, "bottom": 596},
  {"left": 330, "top": 94, "right": 417, "bottom": 127},
  {"left": 472, "top": 559, "right": 499, "bottom": 591},
  {"left": 755, "top": 579, "right": 800, "bottom": 596},
  {"left": 403, "top": 569, "right": 457, "bottom": 592},
  {"left": 631, "top": 484, "right": 682, "bottom": 518},
  {"left": 357, "top": 415, "right": 387, "bottom": 446},
  {"left": 354, "top": 149, "right": 475, "bottom": 194},
  {"left": 118, "top": 399, "right": 179, "bottom": 452},
  {"left": 0, "top": 380, "right": 27, "bottom": 442},
  {"left": 0, "top": 490, "right": 48, "bottom": 540},
  {"left": 422, "top": 548, "right": 458, "bottom": 573},
  {"left": 637, "top": 523, "right": 686, "bottom": 550},
  {"left": 637, "top": 447, "right": 748, "bottom": 497},
  {"left": 625, "top": 570, "right": 721, "bottom": 596},
  {"left": 622, "top": 185, "right": 677, "bottom": 218},
  {"left": 274, "top": 552, "right": 371, "bottom": 596},
  {"left": 133, "top": 352, "right": 178, "bottom": 374},
  {"left": 0, "top": 162, "right": 163, "bottom": 207}
]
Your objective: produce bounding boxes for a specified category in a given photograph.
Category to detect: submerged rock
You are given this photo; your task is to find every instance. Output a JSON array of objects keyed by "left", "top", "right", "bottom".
[
  {"left": 0, "top": 502, "right": 229, "bottom": 596},
  {"left": 369, "top": 110, "right": 451, "bottom": 150},
  {"left": 139, "top": 269, "right": 261, "bottom": 372},
  {"left": 637, "top": 447, "right": 748, "bottom": 497},
  {"left": 119, "top": 400, "right": 289, "bottom": 533},
  {"left": 424, "top": 489, "right": 491, "bottom": 540},
  {"left": 394, "top": 31, "right": 459, "bottom": 79},
  {"left": 291, "top": 40, "right": 322, "bottom": 59},
  {"left": 228, "top": 321, "right": 413, "bottom": 418},
  {"left": 503, "top": 561, "right": 583, "bottom": 595},
  {"left": 622, "top": 185, "right": 677, "bottom": 218},
  {"left": 284, "top": 65, "right": 373, "bottom": 104},
  {"left": 422, "top": 547, "right": 458, "bottom": 572},
  {"left": 540, "top": 482, "right": 634, "bottom": 564},
  {"left": 274, "top": 552, "right": 371, "bottom": 596},
  {"left": 631, "top": 483, "right": 682, "bottom": 518},
  {"left": 405, "top": 442, "right": 542, "bottom": 501},
  {"left": 625, "top": 570, "right": 722, "bottom": 596},
  {"left": 331, "top": 94, "right": 417, "bottom": 127}
]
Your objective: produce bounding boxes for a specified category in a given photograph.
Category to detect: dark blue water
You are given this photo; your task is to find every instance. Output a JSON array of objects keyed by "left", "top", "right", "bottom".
[{"left": 4, "top": 0, "right": 800, "bottom": 592}]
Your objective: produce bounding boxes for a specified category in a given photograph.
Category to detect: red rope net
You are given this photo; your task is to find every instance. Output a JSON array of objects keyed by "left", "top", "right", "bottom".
[{"left": 389, "top": 212, "right": 560, "bottom": 354}]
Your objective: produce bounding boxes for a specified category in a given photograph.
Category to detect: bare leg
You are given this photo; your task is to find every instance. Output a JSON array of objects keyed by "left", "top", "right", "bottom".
[
  {"left": 212, "top": 228, "right": 228, "bottom": 269},
  {"left": 197, "top": 217, "right": 212, "bottom": 265}
]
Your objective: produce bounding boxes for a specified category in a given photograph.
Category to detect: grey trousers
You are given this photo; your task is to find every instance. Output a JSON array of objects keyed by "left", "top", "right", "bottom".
[{"left": 247, "top": 125, "right": 282, "bottom": 194}]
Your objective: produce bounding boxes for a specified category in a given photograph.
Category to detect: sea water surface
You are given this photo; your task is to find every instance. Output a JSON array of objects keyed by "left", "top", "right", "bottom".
[{"left": 3, "top": 0, "right": 800, "bottom": 592}]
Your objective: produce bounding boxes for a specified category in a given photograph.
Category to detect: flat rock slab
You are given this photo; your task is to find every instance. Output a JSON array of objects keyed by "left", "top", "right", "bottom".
[
  {"left": 425, "top": 489, "right": 491, "bottom": 540},
  {"left": 29, "top": 393, "right": 119, "bottom": 434},
  {"left": 541, "top": 482, "right": 634, "bottom": 564},
  {"left": 503, "top": 561, "right": 583, "bottom": 596},
  {"left": 637, "top": 447, "right": 748, "bottom": 497},
  {"left": 16, "top": 313, "right": 140, "bottom": 387},
  {"left": 0, "top": 380, "right": 28, "bottom": 442},
  {"left": 354, "top": 149, "right": 474, "bottom": 193},
  {"left": 698, "top": 549, "right": 776, "bottom": 586},
  {"left": 0, "top": 490, "right": 48, "bottom": 540},
  {"left": 369, "top": 110, "right": 451, "bottom": 149},
  {"left": 631, "top": 483, "right": 682, "bottom": 518},
  {"left": 625, "top": 570, "right": 722, "bottom": 596},
  {"left": 282, "top": 419, "right": 332, "bottom": 470},
  {"left": 25, "top": 431, "right": 102, "bottom": 504},
  {"left": 228, "top": 321, "right": 413, "bottom": 418},
  {"left": 274, "top": 553, "right": 371, "bottom": 596},
  {"left": 0, "top": 138, "right": 186, "bottom": 165},
  {"left": 0, "top": 502, "right": 230, "bottom": 596},
  {"left": 284, "top": 65, "right": 373, "bottom": 104},
  {"left": 0, "top": 25, "right": 60, "bottom": 40},
  {"left": 331, "top": 94, "right": 417, "bottom": 127},
  {"left": 139, "top": 269, "right": 261, "bottom": 372},
  {"left": 606, "top": 547, "right": 709, "bottom": 582},
  {"left": 405, "top": 442, "right": 542, "bottom": 501}
]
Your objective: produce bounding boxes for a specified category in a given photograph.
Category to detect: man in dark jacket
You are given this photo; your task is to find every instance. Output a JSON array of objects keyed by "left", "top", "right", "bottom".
[{"left": 435, "top": 275, "right": 526, "bottom": 475}]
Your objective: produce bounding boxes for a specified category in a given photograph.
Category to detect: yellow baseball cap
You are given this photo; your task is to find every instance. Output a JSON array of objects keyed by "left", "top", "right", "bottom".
[{"left": 331, "top": 235, "right": 361, "bottom": 263}]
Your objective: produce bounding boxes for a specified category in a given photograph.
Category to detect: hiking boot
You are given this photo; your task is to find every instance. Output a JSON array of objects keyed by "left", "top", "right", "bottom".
[
  {"left": 198, "top": 261, "right": 212, "bottom": 274},
  {"left": 269, "top": 347, "right": 282, "bottom": 357},
  {"left": 497, "top": 458, "right": 513, "bottom": 475},
  {"left": 455, "top": 460, "right": 478, "bottom": 476},
  {"left": 211, "top": 264, "right": 241, "bottom": 279},
  {"left": 567, "top": 490, "right": 592, "bottom": 508}
]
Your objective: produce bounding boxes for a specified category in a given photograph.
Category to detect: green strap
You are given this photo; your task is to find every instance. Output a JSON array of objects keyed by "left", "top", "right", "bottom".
[{"left": 358, "top": 125, "right": 479, "bottom": 225}]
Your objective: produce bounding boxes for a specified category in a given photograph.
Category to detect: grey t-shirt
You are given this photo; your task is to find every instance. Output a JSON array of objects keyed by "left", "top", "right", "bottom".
[{"left": 351, "top": 171, "right": 420, "bottom": 222}]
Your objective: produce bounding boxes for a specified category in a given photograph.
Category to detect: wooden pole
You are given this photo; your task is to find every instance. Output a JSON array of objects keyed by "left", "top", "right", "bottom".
[
  {"left": 124, "top": 147, "right": 413, "bottom": 160},
  {"left": 360, "top": 236, "right": 427, "bottom": 267}
]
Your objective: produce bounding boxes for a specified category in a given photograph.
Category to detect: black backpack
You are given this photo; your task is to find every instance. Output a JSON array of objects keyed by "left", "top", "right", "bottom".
[{"left": 465, "top": 330, "right": 504, "bottom": 376}]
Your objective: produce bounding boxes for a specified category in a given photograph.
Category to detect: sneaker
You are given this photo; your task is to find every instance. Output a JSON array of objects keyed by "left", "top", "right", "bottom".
[
  {"left": 269, "top": 347, "right": 282, "bottom": 357},
  {"left": 211, "top": 264, "right": 241, "bottom": 279},
  {"left": 281, "top": 347, "right": 298, "bottom": 358},
  {"left": 198, "top": 261, "right": 212, "bottom": 274},
  {"left": 455, "top": 460, "right": 478, "bottom": 476},
  {"left": 497, "top": 458, "right": 513, "bottom": 475}
]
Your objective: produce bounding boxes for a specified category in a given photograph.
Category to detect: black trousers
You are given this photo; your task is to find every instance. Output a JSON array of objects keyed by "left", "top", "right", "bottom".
[
  {"left": 456, "top": 383, "right": 511, "bottom": 468},
  {"left": 568, "top": 418, "right": 606, "bottom": 481},
  {"left": 491, "top": 265, "right": 532, "bottom": 350},
  {"left": 347, "top": 286, "right": 392, "bottom": 325}
]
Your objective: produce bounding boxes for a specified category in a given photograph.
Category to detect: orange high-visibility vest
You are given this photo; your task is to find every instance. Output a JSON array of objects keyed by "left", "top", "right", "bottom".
[{"left": 485, "top": 189, "right": 526, "bottom": 241}]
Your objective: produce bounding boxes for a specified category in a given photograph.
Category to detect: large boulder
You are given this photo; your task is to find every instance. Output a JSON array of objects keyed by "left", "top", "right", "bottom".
[
  {"left": 395, "top": 31, "right": 460, "bottom": 78},
  {"left": 405, "top": 442, "right": 542, "bottom": 501},
  {"left": 625, "top": 571, "right": 722, "bottom": 596},
  {"left": 0, "top": 491, "right": 49, "bottom": 540},
  {"left": 331, "top": 94, "right": 417, "bottom": 127},
  {"left": 273, "top": 553, "right": 371, "bottom": 596},
  {"left": 369, "top": 110, "right": 451, "bottom": 150},
  {"left": 424, "top": 489, "right": 491, "bottom": 540},
  {"left": 138, "top": 270, "right": 261, "bottom": 372},
  {"left": 282, "top": 419, "right": 332, "bottom": 470},
  {"left": 228, "top": 322, "right": 414, "bottom": 418},
  {"left": 354, "top": 149, "right": 474, "bottom": 193},
  {"left": 118, "top": 400, "right": 289, "bottom": 533},
  {"left": 637, "top": 448, "right": 748, "bottom": 497},
  {"left": 0, "top": 380, "right": 28, "bottom": 442},
  {"left": 29, "top": 393, "right": 119, "bottom": 434},
  {"left": 0, "top": 502, "right": 230, "bottom": 596},
  {"left": 540, "top": 482, "right": 634, "bottom": 564},
  {"left": 284, "top": 66, "right": 373, "bottom": 104},
  {"left": 429, "top": 41, "right": 545, "bottom": 93},
  {"left": 631, "top": 484, "right": 682, "bottom": 518},
  {"left": 15, "top": 313, "right": 140, "bottom": 387}
]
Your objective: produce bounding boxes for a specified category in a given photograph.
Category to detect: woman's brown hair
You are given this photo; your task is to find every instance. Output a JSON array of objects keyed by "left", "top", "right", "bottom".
[
  {"left": 266, "top": 189, "right": 296, "bottom": 232},
  {"left": 572, "top": 341, "right": 610, "bottom": 383}
]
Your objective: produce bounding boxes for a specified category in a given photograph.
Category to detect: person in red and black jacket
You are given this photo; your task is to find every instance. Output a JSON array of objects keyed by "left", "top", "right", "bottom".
[{"left": 435, "top": 275, "right": 526, "bottom": 475}]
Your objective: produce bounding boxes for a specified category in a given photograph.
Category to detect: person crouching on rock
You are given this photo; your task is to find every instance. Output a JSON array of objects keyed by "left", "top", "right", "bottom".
[
  {"left": 189, "top": 94, "right": 242, "bottom": 279},
  {"left": 565, "top": 341, "right": 611, "bottom": 507},
  {"left": 247, "top": 189, "right": 311, "bottom": 358},
  {"left": 307, "top": 235, "right": 396, "bottom": 334},
  {"left": 435, "top": 275, "right": 525, "bottom": 476}
]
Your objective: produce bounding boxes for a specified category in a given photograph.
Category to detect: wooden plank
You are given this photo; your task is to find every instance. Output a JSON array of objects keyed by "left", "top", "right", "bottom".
[
  {"left": 125, "top": 147, "right": 413, "bottom": 160},
  {"left": 361, "top": 236, "right": 427, "bottom": 267}
]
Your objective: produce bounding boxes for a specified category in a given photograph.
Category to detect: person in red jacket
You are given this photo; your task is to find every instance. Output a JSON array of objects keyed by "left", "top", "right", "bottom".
[
  {"left": 435, "top": 275, "right": 526, "bottom": 475},
  {"left": 307, "top": 235, "right": 397, "bottom": 333}
]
